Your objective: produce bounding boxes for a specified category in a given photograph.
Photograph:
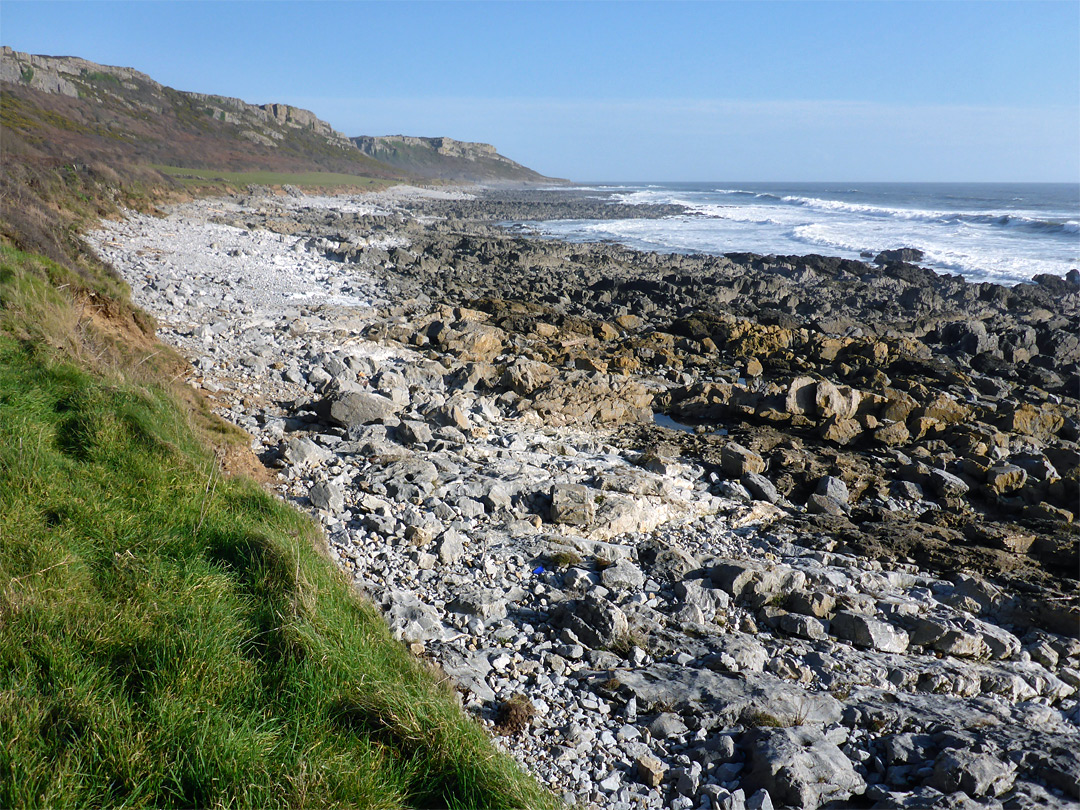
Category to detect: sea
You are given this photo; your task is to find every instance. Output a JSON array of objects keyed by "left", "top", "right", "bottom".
[{"left": 527, "top": 182, "right": 1079, "bottom": 287}]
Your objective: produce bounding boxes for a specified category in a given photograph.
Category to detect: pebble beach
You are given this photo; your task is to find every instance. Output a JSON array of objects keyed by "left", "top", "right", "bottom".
[{"left": 87, "top": 185, "right": 1080, "bottom": 810}]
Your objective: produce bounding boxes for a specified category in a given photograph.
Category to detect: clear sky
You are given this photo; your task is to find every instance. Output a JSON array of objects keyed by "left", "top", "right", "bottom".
[{"left": 3, "top": 1, "right": 1077, "bottom": 182}]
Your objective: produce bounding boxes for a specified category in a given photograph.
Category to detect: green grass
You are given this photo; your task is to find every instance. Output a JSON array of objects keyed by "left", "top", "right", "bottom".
[
  {"left": 152, "top": 165, "right": 397, "bottom": 192},
  {"left": 0, "top": 246, "right": 555, "bottom": 809}
]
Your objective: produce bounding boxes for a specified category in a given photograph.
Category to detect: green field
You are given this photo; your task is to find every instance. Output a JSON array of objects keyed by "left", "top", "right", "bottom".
[
  {"left": 152, "top": 164, "right": 399, "bottom": 191},
  {"left": 0, "top": 245, "right": 555, "bottom": 809}
]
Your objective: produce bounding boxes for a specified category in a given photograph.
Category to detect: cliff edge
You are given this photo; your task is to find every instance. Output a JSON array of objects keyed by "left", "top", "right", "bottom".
[{"left": 353, "top": 134, "right": 563, "bottom": 184}]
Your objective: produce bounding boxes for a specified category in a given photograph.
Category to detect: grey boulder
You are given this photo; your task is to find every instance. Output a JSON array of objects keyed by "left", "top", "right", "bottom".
[
  {"left": 743, "top": 726, "right": 866, "bottom": 810},
  {"left": 309, "top": 481, "right": 344, "bottom": 513},
  {"left": 928, "top": 748, "right": 1017, "bottom": 798},
  {"left": 328, "top": 391, "right": 400, "bottom": 428}
]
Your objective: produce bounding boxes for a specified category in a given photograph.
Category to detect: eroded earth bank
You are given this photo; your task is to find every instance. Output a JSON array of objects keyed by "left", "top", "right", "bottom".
[{"left": 89, "top": 187, "right": 1080, "bottom": 810}]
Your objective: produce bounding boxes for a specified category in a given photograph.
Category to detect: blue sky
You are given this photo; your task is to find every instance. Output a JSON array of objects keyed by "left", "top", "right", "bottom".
[{"left": 4, "top": 1, "right": 1077, "bottom": 182}]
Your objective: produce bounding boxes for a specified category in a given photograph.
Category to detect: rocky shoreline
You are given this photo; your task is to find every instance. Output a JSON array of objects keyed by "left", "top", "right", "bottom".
[{"left": 89, "top": 186, "right": 1079, "bottom": 810}]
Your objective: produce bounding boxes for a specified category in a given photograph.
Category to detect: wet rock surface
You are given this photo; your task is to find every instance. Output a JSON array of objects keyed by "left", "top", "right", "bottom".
[{"left": 89, "top": 185, "right": 1079, "bottom": 809}]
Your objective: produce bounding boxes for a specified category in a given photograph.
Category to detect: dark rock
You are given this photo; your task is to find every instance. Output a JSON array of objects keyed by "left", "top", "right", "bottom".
[{"left": 874, "top": 248, "right": 924, "bottom": 265}]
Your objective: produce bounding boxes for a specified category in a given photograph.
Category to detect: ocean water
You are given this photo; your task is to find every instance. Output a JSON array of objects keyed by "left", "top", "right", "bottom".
[{"left": 530, "top": 182, "right": 1078, "bottom": 286}]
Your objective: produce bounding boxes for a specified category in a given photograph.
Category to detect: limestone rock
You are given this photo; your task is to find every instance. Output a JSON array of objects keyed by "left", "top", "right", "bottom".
[
  {"left": 743, "top": 727, "right": 866, "bottom": 810},
  {"left": 553, "top": 594, "right": 628, "bottom": 649},
  {"left": 601, "top": 561, "right": 646, "bottom": 591},
  {"left": 432, "top": 321, "right": 506, "bottom": 362},
  {"left": 831, "top": 611, "right": 909, "bottom": 653},
  {"left": 999, "top": 403, "right": 1064, "bottom": 441},
  {"left": 549, "top": 483, "right": 596, "bottom": 526},
  {"left": 820, "top": 416, "right": 862, "bottom": 445},
  {"left": 806, "top": 493, "right": 847, "bottom": 516},
  {"left": 329, "top": 391, "right": 400, "bottom": 428},
  {"left": 500, "top": 357, "right": 557, "bottom": 395},
  {"left": 648, "top": 712, "right": 688, "bottom": 740},
  {"left": 872, "top": 420, "right": 911, "bottom": 446},
  {"left": 786, "top": 376, "right": 818, "bottom": 416},
  {"left": 309, "top": 481, "right": 344, "bottom": 513},
  {"left": 710, "top": 560, "right": 806, "bottom": 607},
  {"left": 928, "top": 468, "right": 969, "bottom": 498},
  {"left": 742, "top": 472, "right": 780, "bottom": 504},
  {"left": 635, "top": 754, "right": 666, "bottom": 788},
  {"left": 985, "top": 463, "right": 1028, "bottom": 495},
  {"left": 615, "top": 664, "right": 843, "bottom": 727},
  {"left": 642, "top": 542, "right": 701, "bottom": 583},
  {"left": 396, "top": 419, "right": 433, "bottom": 446},
  {"left": 721, "top": 442, "right": 766, "bottom": 478},
  {"left": 928, "top": 749, "right": 1017, "bottom": 798},
  {"left": 524, "top": 371, "right": 654, "bottom": 426},
  {"left": 815, "top": 475, "right": 850, "bottom": 504},
  {"left": 435, "top": 528, "right": 465, "bottom": 564},
  {"left": 283, "top": 436, "right": 332, "bottom": 467},
  {"left": 445, "top": 584, "right": 508, "bottom": 621},
  {"left": 383, "top": 590, "right": 450, "bottom": 643},
  {"left": 815, "top": 380, "right": 861, "bottom": 420}
]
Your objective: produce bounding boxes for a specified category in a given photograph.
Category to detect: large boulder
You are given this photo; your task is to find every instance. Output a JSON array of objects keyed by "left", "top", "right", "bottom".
[
  {"left": 830, "top": 611, "right": 909, "bottom": 653},
  {"left": 879, "top": 388, "right": 918, "bottom": 423},
  {"left": 638, "top": 539, "right": 701, "bottom": 583},
  {"left": 998, "top": 403, "right": 1065, "bottom": 441},
  {"left": 430, "top": 320, "right": 506, "bottom": 362},
  {"left": 786, "top": 376, "right": 818, "bottom": 416},
  {"left": 308, "top": 481, "right": 344, "bottom": 513},
  {"left": 941, "top": 320, "right": 995, "bottom": 356},
  {"left": 721, "top": 442, "right": 766, "bottom": 478},
  {"left": 549, "top": 483, "right": 596, "bottom": 526},
  {"left": 874, "top": 247, "right": 924, "bottom": 265},
  {"left": 815, "top": 380, "right": 861, "bottom": 421},
  {"left": 500, "top": 357, "right": 557, "bottom": 395},
  {"left": 282, "top": 436, "right": 333, "bottom": 467},
  {"left": 552, "top": 594, "right": 629, "bottom": 649},
  {"left": 382, "top": 590, "right": 451, "bottom": 643},
  {"left": 710, "top": 559, "right": 806, "bottom": 607},
  {"left": 928, "top": 749, "right": 1017, "bottom": 798},
  {"left": 615, "top": 664, "right": 843, "bottom": 727},
  {"left": 521, "top": 371, "right": 654, "bottom": 426},
  {"left": 743, "top": 727, "right": 866, "bottom": 810},
  {"left": 329, "top": 391, "right": 401, "bottom": 428}
]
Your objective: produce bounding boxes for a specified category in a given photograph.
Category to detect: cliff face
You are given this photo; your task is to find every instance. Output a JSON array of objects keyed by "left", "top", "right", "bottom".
[
  {"left": 354, "top": 135, "right": 498, "bottom": 159},
  {"left": 352, "top": 135, "right": 560, "bottom": 184},
  {"left": 0, "top": 47, "right": 153, "bottom": 98},
  {"left": 0, "top": 47, "right": 396, "bottom": 177},
  {"left": 0, "top": 47, "right": 560, "bottom": 185}
]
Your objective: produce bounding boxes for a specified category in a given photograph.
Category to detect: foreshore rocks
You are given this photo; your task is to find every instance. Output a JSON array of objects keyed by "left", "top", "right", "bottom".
[{"left": 89, "top": 185, "right": 1078, "bottom": 810}]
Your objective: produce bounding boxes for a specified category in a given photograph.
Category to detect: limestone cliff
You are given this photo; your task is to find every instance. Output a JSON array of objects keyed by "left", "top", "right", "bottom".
[
  {"left": 352, "top": 135, "right": 560, "bottom": 184},
  {"left": 0, "top": 46, "right": 358, "bottom": 155},
  {"left": 0, "top": 46, "right": 559, "bottom": 184}
]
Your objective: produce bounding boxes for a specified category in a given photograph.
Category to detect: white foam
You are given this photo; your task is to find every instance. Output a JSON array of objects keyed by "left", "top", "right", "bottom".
[{"left": 561, "top": 184, "right": 1078, "bottom": 285}]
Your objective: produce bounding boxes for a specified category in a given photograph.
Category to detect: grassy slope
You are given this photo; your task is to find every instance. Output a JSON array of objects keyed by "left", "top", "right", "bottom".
[
  {"left": 0, "top": 240, "right": 557, "bottom": 810},
  {"left": 0, "top": 246, "right": 555, "bottom": 810},
  {"left": 1, "top": 81, "right": 405, "bottom": 180},
  {"left": 0, "top": 114, "right": 554, "bottom": 807},
  {"left": 152, "top": 164, "right": 401, "bottom": 192}
]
